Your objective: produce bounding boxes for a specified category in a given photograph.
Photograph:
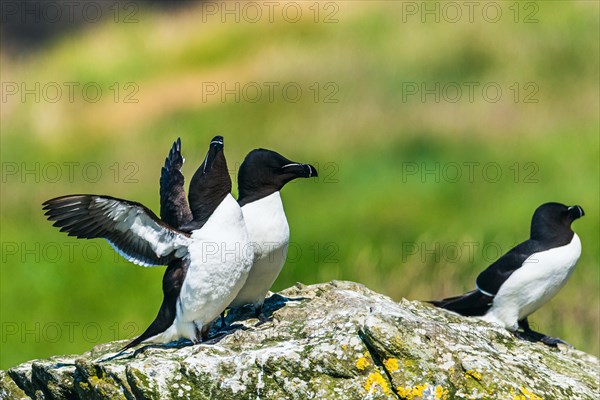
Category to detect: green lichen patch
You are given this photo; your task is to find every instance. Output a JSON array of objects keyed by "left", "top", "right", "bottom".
[
  {"left": 0, "top": 370, "right": 28, "bottom": 399},
  {"left": 126, "top": 366, "right": 161, "bottom": 399}
]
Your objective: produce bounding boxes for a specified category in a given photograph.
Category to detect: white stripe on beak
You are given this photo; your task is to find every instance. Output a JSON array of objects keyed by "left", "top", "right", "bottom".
[
  {"left": 568, "top": 206, "right": 583, "bottom": 217},
  {"left": 202, "top": 152, "right": 209, "bottom": 174}
]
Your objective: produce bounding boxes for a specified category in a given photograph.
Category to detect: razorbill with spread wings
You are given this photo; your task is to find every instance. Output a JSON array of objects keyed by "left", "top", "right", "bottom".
[
  {"left": 42, "top": 137, "right": 253, "bottom": 349},
  {"left": 159, "top": 147, "right": 318, "bottom": 322},
  {"left": 229, "top": 149, "right": 317, "bottom": 320},
  {"left": 430, "top": 202, "right": 584, "bottom": 346}
]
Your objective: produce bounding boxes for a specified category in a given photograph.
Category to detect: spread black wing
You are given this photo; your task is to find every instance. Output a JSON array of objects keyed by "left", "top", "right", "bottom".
[
  {"left": 160, "top": 138, "right": 193, "bottom": 229},
  {"left": 43, "top": 194, "right": 191, "bottom": 266}
]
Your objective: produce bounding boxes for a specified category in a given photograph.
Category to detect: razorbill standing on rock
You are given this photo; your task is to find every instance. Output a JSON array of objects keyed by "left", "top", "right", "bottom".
[
  {"left": 229, "top": 149, "right": 318, "bottom": 320},
  {"left": 430, "top": 202, "right": 584, "bottom": 346},
  {"left": 160, "top": 147, "right": 318, "bottom": 322},
  {"left": 42, "top": 137, "right": 254, "bottom": 349}
]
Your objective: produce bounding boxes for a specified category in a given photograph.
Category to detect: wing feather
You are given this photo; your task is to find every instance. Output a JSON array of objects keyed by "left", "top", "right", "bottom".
[
  {"left": 43, "top": 194, "right": 191, "bottom": 267},
  {"left": 476, "top": 240, "right": 546, "bottom": 296},
  {"left": 160, "top": 138, "right": 193, "bottom": 229}
]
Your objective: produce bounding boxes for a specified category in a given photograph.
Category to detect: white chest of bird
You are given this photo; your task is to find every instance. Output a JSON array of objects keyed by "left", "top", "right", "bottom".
[
  {"left": 231, "top": 191, "right": 290, "bottom": 308},
  {"left": 179, "top": 194, "right": 254, "bottom": 326},
  {"left": 485, "top": 233, "right": 582, "bottom": 330}
]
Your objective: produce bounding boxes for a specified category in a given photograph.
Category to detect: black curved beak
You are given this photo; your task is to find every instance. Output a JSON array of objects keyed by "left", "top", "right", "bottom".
[
  {"left": 202, "top": 135, "right": 224, "bottom": 174},
  {"left": 568, "top": 205, "right": 585, "bottom": 220},
  {"left": 280, "top": 163, "right": 318, "bottom": 178}
]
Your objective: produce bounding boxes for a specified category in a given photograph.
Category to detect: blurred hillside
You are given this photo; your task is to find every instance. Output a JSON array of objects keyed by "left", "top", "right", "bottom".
[
  {"left": 0, "top": 0, "right": 188, "bottom": 53},
  {"left": 1, "top": 1, "right": 598, "bottom": 369}
]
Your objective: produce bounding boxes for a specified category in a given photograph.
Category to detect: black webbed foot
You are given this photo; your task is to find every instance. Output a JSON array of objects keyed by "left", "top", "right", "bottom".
[
  {"left": 515, "top": 318, "right": 573, "bottom": 348},
  {"left": 217, "top": 322, "right": 243, "bottom": 332},
  {"left": 253, "top": 304, "right": 273, "bottom": 326},
  {"left": 540, "top": 335, "right": 573, "bottom": 348},
  {"left": 255, "top": 313, "right": 273, "bottom": 326}
]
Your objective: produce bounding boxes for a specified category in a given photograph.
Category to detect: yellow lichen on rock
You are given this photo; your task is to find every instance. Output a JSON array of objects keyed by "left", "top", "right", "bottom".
[
  {"left": 434, "top": 385, "right": 449, "bottom": 400},
  {"left": 383, "top": 357, "right": 399, "bottom": 372},
  {"left": 364, "top": 371, "right": 391, "bottom": 396},
  {"left": 355, "top": 351, "right": 370, "bottom": 371},
  {"left": 465, "top": 369, "right": 482, "bottom": 381},
  {"left": 396, "top": 385, "right": 416, "bottom": 399},
  {"left": 396, "top": 384, "right": 448, "bottom": 400},
  {"left": 511, "top": 386, "right": 543, "bottom": 400},
  {"left": 396, "top": 384, "right": 426, "bottom": 399}
]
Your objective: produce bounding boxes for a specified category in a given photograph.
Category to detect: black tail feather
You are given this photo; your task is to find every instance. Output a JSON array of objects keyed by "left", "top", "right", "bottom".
[
  {"left": 121, "top": 297, "right": 175, "bottom": 351},
  {"left": 428, "top": 290, "right": 493, "bottom": 317},
  {"left": 121, "top": 260, "right": 188, "bottom": 351}
]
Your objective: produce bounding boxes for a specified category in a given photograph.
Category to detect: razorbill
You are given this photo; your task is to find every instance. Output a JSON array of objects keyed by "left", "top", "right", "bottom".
[
  {"left": 160, "top": 147, "right": 318, "bottom": 321},
  {"left": 229, "top": 149, "right": 318, "bottom": 320},
  {"left": 430, "top": 202, "right": 584, "bottom": 346},
  {"left": 42, "top": 137, "right": 254, "bottom": 349}
]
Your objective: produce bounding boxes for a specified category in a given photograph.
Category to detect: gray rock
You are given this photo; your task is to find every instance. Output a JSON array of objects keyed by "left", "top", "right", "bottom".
[{"left": 2, "top": 281, "right": 598, "bottom": 399}]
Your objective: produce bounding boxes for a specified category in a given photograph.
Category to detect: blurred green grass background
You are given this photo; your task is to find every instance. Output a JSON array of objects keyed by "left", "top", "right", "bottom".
[{"left": 1, "top": 1, "right": 598, "bottom": 369}]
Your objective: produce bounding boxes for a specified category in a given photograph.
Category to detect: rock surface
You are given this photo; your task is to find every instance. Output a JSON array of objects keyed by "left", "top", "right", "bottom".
[{"left": 1, "top": 281, "right": 599, "bottom": 399}]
